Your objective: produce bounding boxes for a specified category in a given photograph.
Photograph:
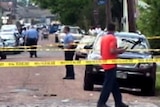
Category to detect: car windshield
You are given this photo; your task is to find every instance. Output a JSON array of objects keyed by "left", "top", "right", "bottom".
[
  {"left": 0, "top": 34, "right": 15, "bottom": 40},
  {"left": 93, "top": 34, "right": 149, "bottom": 52},
  {"left": 1, "top": 25, "right": 17, "bottom": 31},
  {"left": 60, "top": 26, "right": 80, "bottom": 34},
  {"left": 80, "top": 36, "right": 95, "bottom": 44}
]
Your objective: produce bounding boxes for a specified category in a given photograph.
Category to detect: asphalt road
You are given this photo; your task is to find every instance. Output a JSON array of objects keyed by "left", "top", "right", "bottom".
[{"left": 0, "top": 35, "right": 159, "bottom": 107}]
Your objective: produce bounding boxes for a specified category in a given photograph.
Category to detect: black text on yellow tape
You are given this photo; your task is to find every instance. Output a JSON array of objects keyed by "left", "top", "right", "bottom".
[{"left": 0, "top": 58, "right": 159, "bottom": 67}]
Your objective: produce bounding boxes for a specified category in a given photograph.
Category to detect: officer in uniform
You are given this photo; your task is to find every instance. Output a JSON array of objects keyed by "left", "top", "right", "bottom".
[
  {"left": 63, "top": 26, "right": 75, "bottom": 80},
  {"left": 25, "top": 26, "right": 39, "bottom": 58}
]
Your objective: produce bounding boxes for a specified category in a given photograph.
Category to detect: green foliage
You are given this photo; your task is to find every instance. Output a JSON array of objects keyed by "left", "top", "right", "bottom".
[
  {"left": 31, "top": 0, "right": 122, "bottom": 30},
  {"left": 137, "top": 0, "right": 160, "bottom": 36},
  {"left": 137, "top": 0, "right": 160, "bottom": 50},
  {"left": 17, "top": 0, "right": 27, "bottom": 6},
  {"left": 32, "top": 0, "right": 91, "bottom": 27},
  {"left": 156, "top": 73, "right": 160, "bottom": 92}
]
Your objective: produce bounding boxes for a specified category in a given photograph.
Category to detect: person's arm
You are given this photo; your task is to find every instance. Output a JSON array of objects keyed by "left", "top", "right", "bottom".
[
  {"left": 25, "top": 31, "right": 28, "bottom": 42},
  {"left": 110, "top": 39, "right": 125, "bottom": 55}
]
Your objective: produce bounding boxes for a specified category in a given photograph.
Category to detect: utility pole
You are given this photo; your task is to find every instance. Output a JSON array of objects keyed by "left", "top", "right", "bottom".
[
  {"left": 93, "top": 0, "right": 99, "bottom": 27},
  {"left": 106, "top": 0, "right": 112, "bottom": 26},
  {"left": 127, "top": 0, "right": 136, "bottom": 32}
]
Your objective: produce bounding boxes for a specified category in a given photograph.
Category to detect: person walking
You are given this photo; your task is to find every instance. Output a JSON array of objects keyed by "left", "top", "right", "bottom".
[
  {"left": 25, "top": 26, "right": 39, "bottom": 58},
  {"left": 97, "top": 23, "right": 128, "bottom": 107},
  {"left": 63, "top": 26, "right": 75, "bottom": 80}
]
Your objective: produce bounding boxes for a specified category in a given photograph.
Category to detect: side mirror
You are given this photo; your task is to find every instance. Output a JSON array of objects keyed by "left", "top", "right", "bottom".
[{"left": 2, "top": 39, "right": 6, "bottom": 42}]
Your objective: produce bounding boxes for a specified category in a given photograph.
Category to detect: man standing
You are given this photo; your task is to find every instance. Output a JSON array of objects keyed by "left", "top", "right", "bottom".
[
  {"left": 97, "top": 23, "right": 128, "bottom": 107},
  {"left": 25, "top": 26, "right": 39, "bottom": 58},
  {"left": 63, "top": 26, "right": 75, "bottom": 80}
]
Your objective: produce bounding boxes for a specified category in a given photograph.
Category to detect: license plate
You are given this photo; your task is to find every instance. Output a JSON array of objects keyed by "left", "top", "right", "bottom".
[{"left": 116, "top": 71, "right": 127, "bottom": 79}]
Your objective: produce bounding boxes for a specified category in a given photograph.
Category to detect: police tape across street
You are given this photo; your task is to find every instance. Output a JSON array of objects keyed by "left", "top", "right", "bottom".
[
  {"left": 2, "top": 47, "right": 160, "bottom": 52},
  {"left": 0, "top": 58, "right": 159, "bottom": 67},
  {"left": 1, "top": 35, "right": 160, "bottom": 49}
]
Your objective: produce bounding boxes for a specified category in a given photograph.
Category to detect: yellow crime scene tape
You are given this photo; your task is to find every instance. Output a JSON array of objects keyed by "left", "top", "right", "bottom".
[
  {"left": 2, "top": 47, "right": 160, "bottom": 52},
  {"left": 0, "top": 58, "right": 159, "bottom": 67},
  {"left": 2, "top": 36, "right": 160, "bottom": 49},
  {"left": 147, "top": 36, "right": 160, "bottom": 39},
  {"left": 1, "top": 35, "right": 160, "bottom": 51}
]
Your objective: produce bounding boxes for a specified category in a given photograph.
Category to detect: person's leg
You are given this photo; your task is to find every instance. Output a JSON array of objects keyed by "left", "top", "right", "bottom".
[
  {"left": 33, "top": 39, "right": 38, "bottom": 57},
  {"left": 64, "top": 51, "right": 70, "bottom": 77},
  {"left": 67, "top": 51, "right": 75, "bottom": 78},
  {"left": 27, "top": 38, "right": 33, "bottom": 57},
  {"left": 64, "top": 51, "right": 75, "bottom": 78},
  {"left": 111, "top": 68, "right": 122, "bottom": 106},
  {"left": 30, "top": 39, "right": 35, "bottom": 57},
  {"left": 111, "top": 68, "right": 128, "bottom": 107},
  {"left": 97, "top": 68, "right": 115, "bottom": 107}
]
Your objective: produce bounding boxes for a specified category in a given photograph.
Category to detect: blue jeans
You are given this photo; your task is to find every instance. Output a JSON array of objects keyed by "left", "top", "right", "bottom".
[{"left": 97, "top": 67, "right": 122, "bottom": 106}]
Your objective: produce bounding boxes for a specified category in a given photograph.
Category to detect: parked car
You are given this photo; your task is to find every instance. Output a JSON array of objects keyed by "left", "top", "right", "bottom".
[
  {"left": 49, "top": 24, "right": 61, "bottom": 34},
  {"left": 75, "top": 35, "right": 96, "bottom": 60},
  {"left": 1, "top": 24, "right": 19, "bottom": 33},
  {"left": 83, "top": 32, "right": 157, "bottom": 96},
  {"left": 0, "top": 32, "right": 21, "bottom": 54},
  {"left": 41, "top": 28, "right": 49, "bottom": 40},
  {"left": 14, "top": 33, "right": 24, "bottom": 46},
  {"left": 0, "top": 37, "right": 7, "bottom": 59},
  {"left": 55, "top": 25, "right": 84, "bottom": 47}
]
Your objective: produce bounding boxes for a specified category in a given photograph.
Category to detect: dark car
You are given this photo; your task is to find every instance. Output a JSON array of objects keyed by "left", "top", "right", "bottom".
[
  {"left": 83, "top": 32, "right": 157, "bottom": 96},
  {"left": 0, "top": 37, "right": 7, "bottom": 59}
]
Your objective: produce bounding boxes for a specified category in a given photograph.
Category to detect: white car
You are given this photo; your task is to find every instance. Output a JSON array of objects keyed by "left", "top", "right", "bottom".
[
  {"left": 1, "top": 24, "right": 19, "bottom": 33},
  {"left": 75, "top": 35, "right": 96, "bottom": 60},
  {"left": 55, "top": 26, "right": 84, "bottom": 47},
  {"left": 0, "top": 32, "right": 21, "bottom": 54}
]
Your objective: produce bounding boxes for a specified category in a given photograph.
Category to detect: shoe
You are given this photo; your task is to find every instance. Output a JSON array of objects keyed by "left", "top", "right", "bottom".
[
  {"left": 97, "top": 104, "right": 110, "bottom": 107},
  {"left": 30, "top": 55, "right": 33, "bottom": 58},
  {"left": 115, "top": 103, "right": 129, "bottom": 107},
  {"left": 63, "top": 77, "right": 75, "bottom": 80}
]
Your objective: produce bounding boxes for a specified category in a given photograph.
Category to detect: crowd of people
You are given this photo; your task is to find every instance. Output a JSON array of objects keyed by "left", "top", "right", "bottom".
[
  {"left": 88, "top": 25, "right": 102, "bottom": 36},
  {"left": 19, "top": 23, "right": 128, "bottom": 107},
  {"left": 61, "top": 24, "right": 128, "bottom": 107}
]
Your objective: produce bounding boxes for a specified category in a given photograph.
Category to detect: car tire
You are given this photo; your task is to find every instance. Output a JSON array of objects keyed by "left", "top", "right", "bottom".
[
  {"left": 141, "top": 78, "right": 155, "bottom": 96},
  {"left": 75, "top": 55, "right": 79, "bottom": 60},
  {"left": 55, "top": 35, "right": 59, "bottom": 43},
  {"left": 84, "top": 68, "right": 94, "bottom": 91},
  {"left": 1, "top": 53, "right": 6, "bottom": 59}
]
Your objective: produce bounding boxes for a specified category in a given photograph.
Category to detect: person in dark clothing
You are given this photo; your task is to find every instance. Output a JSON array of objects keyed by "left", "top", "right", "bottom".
[
  {"left": 97, "top": 23, "right": 128, "bottom": 107},
  {"left": 25, "top": 26, "right": 39, "bottom": 58},
  {"left": 63, "top": 26, "right": 75, "bottom": 80}
]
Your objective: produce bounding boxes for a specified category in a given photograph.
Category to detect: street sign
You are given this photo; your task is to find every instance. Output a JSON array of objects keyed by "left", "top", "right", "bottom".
[{"left": 97, "top": 0, "right": 106, "bottom": 5}]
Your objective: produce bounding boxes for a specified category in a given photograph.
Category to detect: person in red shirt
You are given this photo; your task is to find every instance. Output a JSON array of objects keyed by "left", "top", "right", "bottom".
[{"left": 97, "top": 23, "right": 128, "bottom": 107}]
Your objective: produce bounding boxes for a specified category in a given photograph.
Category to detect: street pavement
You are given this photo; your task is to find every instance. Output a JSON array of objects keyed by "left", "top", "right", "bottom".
[{"left": 0, "top": 35, "right": 159, "bottom": 107}]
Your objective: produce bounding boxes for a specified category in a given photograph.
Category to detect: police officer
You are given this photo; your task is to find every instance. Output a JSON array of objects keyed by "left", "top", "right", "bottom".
[
  {"left": 25, "top": 26, "right": 39, "bottom": 58},
  {"left": 63, "top": 26, "right": 75, "bottom": 80}
]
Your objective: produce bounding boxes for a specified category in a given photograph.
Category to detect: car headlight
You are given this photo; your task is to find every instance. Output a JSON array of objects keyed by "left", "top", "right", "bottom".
[
  {"left": 138, "top": 63, "right": 153, "bottom": 68},
  {"left": 60, "top": 39, "right": 64, "bottom": 43}
]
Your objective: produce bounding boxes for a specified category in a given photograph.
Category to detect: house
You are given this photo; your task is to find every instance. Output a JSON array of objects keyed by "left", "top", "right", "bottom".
[
  {"left": 0, "top": 0, "right": 17, "bottom": 24},
  {"left": 16, "top": 5, "right": 56, "bottom": 25}
]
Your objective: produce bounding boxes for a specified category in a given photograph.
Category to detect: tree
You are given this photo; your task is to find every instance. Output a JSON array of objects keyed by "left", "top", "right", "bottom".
[
  {"left": 137, "top": 0, "right": 160, "bottom": 36},
  {"left": 31, "top": 0, "right": 122, "bottom": 30}
]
